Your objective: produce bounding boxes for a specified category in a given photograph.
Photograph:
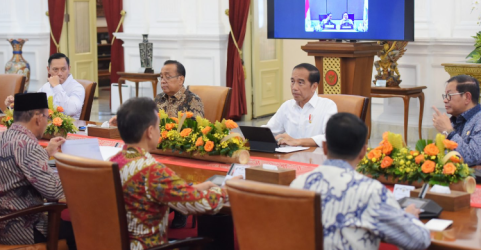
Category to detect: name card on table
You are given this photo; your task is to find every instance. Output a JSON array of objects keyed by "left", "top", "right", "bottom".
[{"left": 393, "top": 184, "right": 415, "bottom": 200}]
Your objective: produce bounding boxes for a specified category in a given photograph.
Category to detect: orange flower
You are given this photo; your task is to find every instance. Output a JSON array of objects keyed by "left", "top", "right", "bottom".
[
  {"left": 180, "top": 128, "right": 192, "bottom": 137},
  {"left": 367, "top": 149, "right": 382, "bottom": 160},
  {"left": 179, "top": 111, "right": 194, "bottom": 118},
  {"left": 380, "top": 141, "right": 393, "bottom": 155},
  {"left": 48, "top": 109, "right": 54, "bottom": 117},
  {"left": 202, "top": 126, "right": 212, "bottom": 134},
  {"left": 57, "top": 106, "right": 64, "bottom": 112},
  {"left": 5, "top": 116, "right": 12, "bottom": 121},
  {"left": 410, "top": 150, "right": 419, "bottom": 156},
  {"left": 195, "top": 137, "right": 204, "bottom": 147},
  {"left": 423, "top": 144, "right": 439, "bottom": 156},
  {"left": 170, "top": 117, "right": 179, "bottom": 123},
  {"left": 165, "top": 123, "right": 175, "bottom": 131},
  {"left": 415, "top": 154, "right": 425, "bottom": 164},
  {"left": 443, "top": 163, "right": 456, "bottom": 175},
  {"left": 161, "top": 131, "right": 168, "bottom": 139},
  {"left": 421, "top": 160, "right": 436, "bottom": 174},
  {"left": 52, "top": 117, "right": 63, "bottom": 127},
  {"left": 450, "top": 155, "right": 461, "bottom": 163},
  {"left": 225, "top": 119, "right": 238, "bottom": 129},
  {"left": 443, "top": 139, "right": 458, "bottom": 150},
  {"left": 380, "top": 156, "right": 393, "bottom": 169},
  {"left": 158, "top": 137, "right": 163, "bottom": 144},
  {"left": 382, "top": 131, "right": 389, "bottom": 140},
  {"left": 204, "top": 141, "right": 214, "bottom": 152}
]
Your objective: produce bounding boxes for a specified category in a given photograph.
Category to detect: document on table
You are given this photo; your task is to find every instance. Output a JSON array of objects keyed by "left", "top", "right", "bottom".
[
  {"left": 424, "top": 219, "right": 453, "bottom": 231},
  {"left": 61, "top": 138, "right": 103, "bottom": 160},
  {"left": 99, "top": 146, "right": 122, "bottom": 160},
  {"left": 275, "top": 146, "right": 309, "bottom": 153}
]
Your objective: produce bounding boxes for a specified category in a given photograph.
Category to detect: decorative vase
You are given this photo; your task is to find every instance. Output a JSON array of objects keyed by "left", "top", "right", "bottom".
[
  {"left": 150, "top": 148, "right": 250, "bottom": 165},
  {"left": 5, "top": 39, "right": 30, "bottom": 92},
  {"left": 138, "top": 34, "right": 153, "bottom": 73}
]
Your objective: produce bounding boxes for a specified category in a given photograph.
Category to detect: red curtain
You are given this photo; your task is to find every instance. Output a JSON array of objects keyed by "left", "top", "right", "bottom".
[
  {"left": 226, "top": 0, "right": 250, "bottom": 120},
  {"left": 48, "top": 0, "right": 66, "bottom": 56},
  {"left": 102, "top": 0, "right": 125, "bottom": 84}
]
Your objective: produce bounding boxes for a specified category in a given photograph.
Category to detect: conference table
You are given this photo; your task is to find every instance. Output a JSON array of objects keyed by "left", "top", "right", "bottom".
[{"left": 1, "top": 122, "right": 480, "bottom": 250}]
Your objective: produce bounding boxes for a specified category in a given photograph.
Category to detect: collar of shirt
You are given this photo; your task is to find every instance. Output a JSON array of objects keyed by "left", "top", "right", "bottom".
[
  {"left": 293, "top": 93, "right": 319, "bottom": 109},
  {"left": 160, "top": 86, "right": 186, "bottom": 101},
  {"left": 9, "top": 123, "right": 38, "bottom": 142},
  {"left": 322, "top": 159, "right": 353, "bottom": 170},
  {"left": 450, "top": 104, "right": 481, "bottom": 125}
]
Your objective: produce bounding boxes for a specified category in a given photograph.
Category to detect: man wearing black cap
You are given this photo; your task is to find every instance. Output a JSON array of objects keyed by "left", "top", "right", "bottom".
[
  {"left": 290, "top": 113, "right": 430, "bottom": 250},
  {"left": 0, "top": 93, "right": 76, "bottom": 248}
]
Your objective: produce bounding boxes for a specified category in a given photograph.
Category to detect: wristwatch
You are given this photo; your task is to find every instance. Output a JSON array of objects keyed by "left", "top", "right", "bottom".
[{"left": 442, "top": 129, "right": 453, "bottom": 137}]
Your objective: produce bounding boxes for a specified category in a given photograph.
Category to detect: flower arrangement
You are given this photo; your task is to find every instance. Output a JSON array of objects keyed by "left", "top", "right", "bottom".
[
  {"left": 157, "top": 110, "right": 249, "bottom": 157},
  {"left": 357, "top": 132, "right": 474, "bottom": 186},
  {"left": 1, "top": 96, "right": 77, "bottom": 137}
]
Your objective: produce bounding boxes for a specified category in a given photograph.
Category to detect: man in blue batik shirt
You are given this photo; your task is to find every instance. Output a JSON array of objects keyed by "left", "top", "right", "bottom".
[
  {"left": 290, "top": 113, "right": 431, "bottom": 250},
  {"left": 433, "top": 75, "right": 481, "bottom": 166}
]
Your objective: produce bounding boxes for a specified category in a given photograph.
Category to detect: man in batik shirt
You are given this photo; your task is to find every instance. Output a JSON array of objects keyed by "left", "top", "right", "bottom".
[
  {"left": 109, "top": 60, "right": 204, "bottom": 124},
  {"left": 0, "top": 93, "right": 76, "bottom": 249},
  {"left": 110, "top": 97, "right": 226, "bottom": 249},
  {"left": 290, "top": 113, "right": 431, "bottom": 250}
]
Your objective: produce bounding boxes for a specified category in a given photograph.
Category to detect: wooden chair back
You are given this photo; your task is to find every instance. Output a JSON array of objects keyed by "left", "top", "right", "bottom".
[
  {"left": 188, "top": 85, "right": 231, "bottom": 122},
  {"left": 55, "top": 153, "right": 130, "bottom": 250},
  {"left": 0, "top": 74, "right": 26, "bottom": 111},
  {"left": 76, "top": 80, "right": 97, "bottom": 121},
  {"left": 318, "top": 94, "right": 369, "bottom": 122},
  {"left": 226, "top": 179, "right": 323, "bottom": 250}
]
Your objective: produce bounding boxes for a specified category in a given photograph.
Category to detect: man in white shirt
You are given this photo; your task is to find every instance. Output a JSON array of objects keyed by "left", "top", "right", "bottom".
[
  {"left": 264, "top": 63, "right": 337, "bottom": 147},
  {"left": 290, "top": 113, "right": 430, "bottom": 250},
  {"left": 5, "top": 53, "right": 85, "bottom": 119}
]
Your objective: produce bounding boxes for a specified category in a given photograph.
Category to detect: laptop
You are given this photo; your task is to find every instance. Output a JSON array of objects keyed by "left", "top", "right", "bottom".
[{"left": 239, "top": 126, "right": 278, "bottom": 153}]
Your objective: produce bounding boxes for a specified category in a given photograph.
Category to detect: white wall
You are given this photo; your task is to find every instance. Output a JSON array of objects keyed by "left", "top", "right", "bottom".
[
  {"left": 0, "top": 0, "right": 50, "bottom": 92},
  {"left": 115, "top": 0, "right": 231, "bottom": 98},
  {"left": 282, "top": 0, "right": 480, "bottom": 144}
]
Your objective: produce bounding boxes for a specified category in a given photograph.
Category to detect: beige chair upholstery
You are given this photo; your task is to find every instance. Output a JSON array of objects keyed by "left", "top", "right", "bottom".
[
  {"left": 76, "top": 80, "right": 97, "bottom": 121},
  {"left": 188, "top": 85, "right": 231, "bottom": 122},
  {"left": 318, "top": 94, "right": 369, "bottom": 122},
  {"left": 0, "top": 74, "right": 26, "bottom": 111},
  {"left": 0, "top": 203, "right": 68, "bottom": 250},
  {"left": 226, "top": 179, "right": 323, "bottom": 250},
  {"left": 54, "top": 153, "right": 211, "bottom": 250}
]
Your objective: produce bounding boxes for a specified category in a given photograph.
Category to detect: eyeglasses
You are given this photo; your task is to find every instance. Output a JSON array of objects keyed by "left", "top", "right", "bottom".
[
  {"left": 158, "top": 75, "right": 180, "bottom": 82},
  {"left": 442, "top": 92, "right": 464, "bottom": 101},
  {"left": 50, "top": 67, "right": 68, "bottom": 73}
]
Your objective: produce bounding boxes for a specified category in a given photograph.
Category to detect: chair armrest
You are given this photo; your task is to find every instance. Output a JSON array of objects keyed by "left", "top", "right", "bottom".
[
  {"left": 0, "top": 202, "right": 67, "bottom": 222},
  {"left": 146, "top": 237, "right": 213, "bottom": 250}
]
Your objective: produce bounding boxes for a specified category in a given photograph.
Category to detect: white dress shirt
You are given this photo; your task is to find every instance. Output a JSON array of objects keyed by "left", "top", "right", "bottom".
[
  {"left": 37, "top": 75, "right": 85, "bottom": 119},
  {"left": 264, "top": 94, "right": 337, "bottom": 147}
]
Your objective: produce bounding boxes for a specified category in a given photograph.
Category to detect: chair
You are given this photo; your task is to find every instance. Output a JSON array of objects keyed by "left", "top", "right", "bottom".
[
  {"left": 318, "top": 94, "right": 369, "bottom": 123},
  {"left": 0, "top": 74, "right": 26, "bottom": 111},
  {"left": 54, "top": 153, "right": 211, "bottom": 250},
  {"left": 0, "top": 203, "right": 68, "bottom": 250},
  {"left": 188, "top": 85, "right": 231, "bottom": 122},
  {"left": 226, "top": 179, "right": 322, "bottom": 250},
  {"left": 76, "top": 80, "right": 97, "bottom": 121}
]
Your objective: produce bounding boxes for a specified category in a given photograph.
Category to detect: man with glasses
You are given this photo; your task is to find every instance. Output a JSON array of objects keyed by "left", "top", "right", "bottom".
[
  {"left": 0, "top": 93, "right": 76, "bottom": 249},
  {"left": 154, "top": 60, "right": 204, "bottom": 117},
  {"left": 4, "top": 53, "right": 85, "bottom": 119},
  {"left": 432, "top": 74, "right": 481, "bottom": 166}
]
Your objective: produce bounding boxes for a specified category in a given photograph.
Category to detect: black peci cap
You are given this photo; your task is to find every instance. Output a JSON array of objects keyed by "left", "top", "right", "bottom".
[{"left": 14, "top": 93, "right": 49, "bottom": 111}]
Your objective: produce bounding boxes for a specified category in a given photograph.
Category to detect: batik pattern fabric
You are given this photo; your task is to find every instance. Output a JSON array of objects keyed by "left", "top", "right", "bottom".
[
  {"left": 0, "top": 124, "right": 63, "bottom": 245},
  {"left": 154, "top": 86, "right": 204, "bottom": 118},
  {"left": 110, "top": 146, "right": 226, "bottom": 250},
  {"left": 290, "top": 159, "right": 431, "bottom": 250},
  {"left": 447, "top": 104, "right": 481, "bottom": 166}
]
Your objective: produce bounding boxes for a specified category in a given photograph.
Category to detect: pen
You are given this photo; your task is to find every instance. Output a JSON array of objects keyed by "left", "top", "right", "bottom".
[{"left": 115, "top": 143, "right": 119, "bottom": 147}]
